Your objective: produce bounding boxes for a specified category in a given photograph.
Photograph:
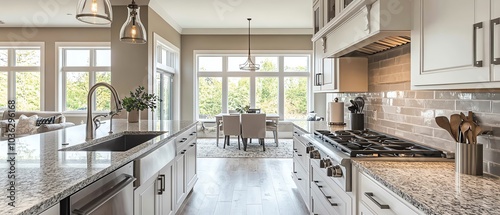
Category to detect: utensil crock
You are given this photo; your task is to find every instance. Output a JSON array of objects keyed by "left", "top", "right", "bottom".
[{"left": 455, "top": 143, "right": 483, "bottom": 176}]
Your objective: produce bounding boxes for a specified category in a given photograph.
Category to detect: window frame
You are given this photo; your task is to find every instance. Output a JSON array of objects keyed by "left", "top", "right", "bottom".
[
  {"left": 195, "top": 50, "right": 312, "bottom": 121},
  {"left": 0, "top": 42, "right": 45, "bottom": 111},
  {"left": 57, "top": 42, "right": 111, "bottom": 114}
]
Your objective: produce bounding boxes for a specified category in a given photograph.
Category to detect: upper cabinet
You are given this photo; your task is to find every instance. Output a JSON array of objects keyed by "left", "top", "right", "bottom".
[{"left": 411, "top": 0, "right": 500, "bottom": 89}]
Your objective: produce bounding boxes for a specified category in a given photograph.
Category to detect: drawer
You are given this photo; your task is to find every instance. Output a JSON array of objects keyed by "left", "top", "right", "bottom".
[
  {"left": 292, "top": 163, "right": 309, "bottom": 208},
  {"left": 311, "top": 165, "right": 350, "bottom": 215},
  {"left": 359, "top": 173, "right": 420, "bottom": 215},
  {"left": 311, "top": 185, "right": 333, "bottom": 215},
  {"left": 293, "top": 136, "right": 309, "bottom": 167},
  {"left": 176, "top": 126, "right": 197, "bottom": 152}
]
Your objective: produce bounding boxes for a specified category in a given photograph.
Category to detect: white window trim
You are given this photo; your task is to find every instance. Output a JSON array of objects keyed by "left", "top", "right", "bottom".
[
  {"left": 56, "top": 42, "right": 111, "bottom": 115},
  {"left": 194, "top": 50, "right": 312, "bottom": 121},
  {"left": 152, "top": 33, "right": 181, "bottom": 121},
  {"left": 0, "top": 42, "right": 45, "bottom": 111}
]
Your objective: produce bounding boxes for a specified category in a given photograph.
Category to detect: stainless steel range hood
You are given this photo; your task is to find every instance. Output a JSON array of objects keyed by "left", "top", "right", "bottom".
[{"left": 312, "top": 0, "right": 412, "bottom": 57}]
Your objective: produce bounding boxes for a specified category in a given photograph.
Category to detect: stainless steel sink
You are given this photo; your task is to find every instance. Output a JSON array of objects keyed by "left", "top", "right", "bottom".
[{"left": 78, "top": 134, "right": 162, "bottom": 151}]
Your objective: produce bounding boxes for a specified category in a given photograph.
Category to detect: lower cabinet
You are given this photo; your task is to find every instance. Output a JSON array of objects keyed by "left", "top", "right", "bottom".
[
  {"left": 185, "top": 141, "right": 197, "bottom": 191},
  {"left": 174, "top": 128, "right": 198, "bottom": 212},
  {"left": 39, "top": 203, "right": 59, "bottom": 215},
  {"left": 134, "top": 162, "right": 174, "bottom": 215},
  {"left": 356, "top": 170, "right": 423, "bottom": 215},
  {"left": 174, "top": 152, "right": 186, "bottom": 211}
]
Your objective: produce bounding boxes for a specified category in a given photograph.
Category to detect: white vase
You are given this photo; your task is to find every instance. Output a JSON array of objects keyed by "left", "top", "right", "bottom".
[{"left": 127, "top": 110, "right": 140, "bottom": 123}]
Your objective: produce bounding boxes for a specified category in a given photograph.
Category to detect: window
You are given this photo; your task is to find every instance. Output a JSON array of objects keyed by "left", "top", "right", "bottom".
[
  {"left": 0, "top": 45, "right": 43, "bottom": 111},
  {"left": 59, "top": 46, "right": 111, "bottom": 112},
  {"left": 154, "top": 40, "right": 178, "bottom": 121},
  {"left": 196, "top": 53, "right": 310, "bottom": 120}
]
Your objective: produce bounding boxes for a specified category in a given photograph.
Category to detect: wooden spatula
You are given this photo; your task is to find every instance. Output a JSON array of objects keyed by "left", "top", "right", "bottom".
[
  {"left": 435, "top": 116, "right": 454, "bottom": 141},
  {"left": 449, "top": 114, "right": 461, "bottom": 142},
  {"left": 461, "top": 122, "right": 472, "bottom": 144}
]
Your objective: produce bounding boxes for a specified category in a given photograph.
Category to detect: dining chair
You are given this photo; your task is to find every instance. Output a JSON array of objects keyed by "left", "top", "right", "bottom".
[
  {"left": 222, "top": 115, "right": 241, "bottom": 149},
  {"left": 266, "top": 120, "right": 278, "bottom": 146},
  {"left": 241, "top": 113, "right": 266, "bottom": 151}
]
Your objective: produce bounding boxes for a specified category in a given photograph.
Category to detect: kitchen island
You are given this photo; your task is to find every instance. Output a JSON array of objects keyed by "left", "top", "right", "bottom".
[{"left": 0, "top": 119, "right": 196, "bottom": 215}]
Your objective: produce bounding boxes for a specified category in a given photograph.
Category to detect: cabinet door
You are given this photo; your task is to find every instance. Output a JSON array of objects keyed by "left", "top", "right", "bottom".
[
  {"left": 412, "top": 0, "right": 490, "bottom": 86},
  {"left": 159, "top": 163, "right": 174, "bottom": 215},
  {"left": 313, "top": 40, "right": 324, "bottom": 92},
  {"left": 174, "top": 153, "right": 186, "bottom": 211},
  {"left": 134, "top": 174, "right": 159, "bottom": 215},
  {"left": 185, "top": 141, "right": 197, "bottom": 191},
  {"left": 321, "top": 57, "right": 336, "bottom": 91},
  {"left": 359, "top": 202, "right": 376, "bottom": 215},
  {"left": 492, "top": 0, "right": 500, "bottom": 81},
  {"left": 39, "top": 203, "right": 59, "bottom": 215}
]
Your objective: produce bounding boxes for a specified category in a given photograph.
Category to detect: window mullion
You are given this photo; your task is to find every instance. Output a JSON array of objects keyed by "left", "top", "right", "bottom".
[
  {"left": 90, "top": 49, "right": 96, "bottom": 111},
  {"left": 221, "top": 56, "right": 228, "bottom": 113},
  {"left": 279, "top": 56, "right": 285, "bottom": 120}
]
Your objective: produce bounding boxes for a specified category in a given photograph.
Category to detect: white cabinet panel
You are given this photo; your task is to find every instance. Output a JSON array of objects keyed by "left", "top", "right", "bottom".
[
  {"left": 185, "top": 141, "right": 197, "bottom": 191},
  {"left": 492, "top": 0, "right": 500, "bottom": 81},
  {"left": 159, "top": 164, "right": 174, "bottom": 215},
  {"left": 134, "top": 174, "right": 159, "bottom": 215},
  {"left": 411, "top": 0, "right": 495, "bottom": 89},
  {"left": 174, "top": 153, "right": 186, "bottom": 211},
  {"left": 39, "top": 203, "right": 59, "bottom": 215}
]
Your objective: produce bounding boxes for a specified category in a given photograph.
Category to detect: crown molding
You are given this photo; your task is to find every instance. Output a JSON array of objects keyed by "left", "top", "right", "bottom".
[
  {"left": 181, "top": 28, "right": 313, "bottom": 35},
  {"left": 148, "top": 0, "right": 183, "bottom": 34}
]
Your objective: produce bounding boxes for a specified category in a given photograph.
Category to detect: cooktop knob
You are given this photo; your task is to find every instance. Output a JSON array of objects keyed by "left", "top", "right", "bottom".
[
  {"left": 309, "top": 150, "right": 321, "bottom": 159},
  {"left": 306, "top": 146, "right": 315, "bottom": 153},
  {"left": 320, "top": 159, "right": 332, "bottom": 168},
  {"left": 331, "top": 165, "right": 342, "bottom": 178}
]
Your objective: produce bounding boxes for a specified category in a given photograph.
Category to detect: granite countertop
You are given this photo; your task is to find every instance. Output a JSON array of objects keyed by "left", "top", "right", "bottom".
[
  {"left": 292, "top": 121, "right": 347, "bottom": 133},
  {"left": 0, "top": 119, "right": 197, "bottom": 215},
  {"left": 353, "top": 160, "right": 500, "bottom": 215}
]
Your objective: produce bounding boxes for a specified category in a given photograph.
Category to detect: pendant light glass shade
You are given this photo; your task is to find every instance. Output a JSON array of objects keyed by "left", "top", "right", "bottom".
[
  {"left": 76, "top": 0, "right": 113, "bottom": 25},
  {"left": 239, "top": 18, "right": 260, "bottom": 71},
  {"left": 120, "top": 1, "right": 147, "bottom": 44}
]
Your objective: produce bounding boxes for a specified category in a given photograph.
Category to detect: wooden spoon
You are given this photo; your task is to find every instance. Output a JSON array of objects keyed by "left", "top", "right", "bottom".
[
  {"left": 461, "top": 122, "right": 472, "bottom": 144},
  {"left": 449, "top": 114, "right": 461, "bottom": 142},
  {"left": 435, "top": 116, "right": 454, "bottom": 141}
]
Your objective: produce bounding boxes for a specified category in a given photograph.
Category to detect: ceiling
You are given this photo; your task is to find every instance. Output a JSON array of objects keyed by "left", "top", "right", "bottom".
[{"left": 2, "top": 0, "right": 312, "bottom": 33}]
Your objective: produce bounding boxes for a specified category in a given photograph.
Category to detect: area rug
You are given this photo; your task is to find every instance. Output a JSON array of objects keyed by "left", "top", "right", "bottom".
[{"left": 196, "top": 138, "right": 293, "bottom": 158}]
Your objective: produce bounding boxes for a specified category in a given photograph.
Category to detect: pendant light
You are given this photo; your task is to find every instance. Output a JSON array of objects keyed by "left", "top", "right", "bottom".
[
  {"left": 76, "top": 0, "right": 113, "bottom": 25},
  {"left": 120, "top": 0, "right": 147, "bottom": 44},
  {"left": 239, "top": 18, "right": 260, "bottom": 70}
]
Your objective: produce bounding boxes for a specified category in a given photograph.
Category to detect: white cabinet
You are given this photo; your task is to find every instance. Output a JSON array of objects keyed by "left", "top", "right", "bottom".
[
  {"left": 159, "top": 163, "right": 175, "bottom": 215},
  {"left": 492, "top": 1, "right": 500, "bottom": 81},
  {"left": 39, "top": 203, "right": 59, "bottom": 215},
  {"left": 356, "top": 171, "right": 423, "bottom": 215},
  {"left": 134, "top": 171, "right": 160, "bottom": 215},
  {"left": 291, "top": 127, "right": 311, "bottom": 211},
  {"left": 411, "top": 0, "right": 500, "bottom": 89},
  {"left": 174, "top": 126, "right": 197, "bottom": 212},
  {"left": 313, "top": 57, "right": 368, "bottom": 93},
  {"left": 134, "top": 162, "right": 174, "bottom": 215}
]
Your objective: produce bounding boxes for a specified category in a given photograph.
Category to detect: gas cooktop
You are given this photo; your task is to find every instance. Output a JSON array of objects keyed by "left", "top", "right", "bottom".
[{"left": 314, "top": 129, "right": 448, "bottom": 158}]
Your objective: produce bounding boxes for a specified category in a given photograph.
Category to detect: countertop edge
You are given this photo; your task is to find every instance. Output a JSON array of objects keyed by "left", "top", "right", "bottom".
[
  {"left": 351, "top": 160, "right": 435, "bottom": 215},
  {"left": 18, "top": 121, "right": 198, "bottom": 215}
]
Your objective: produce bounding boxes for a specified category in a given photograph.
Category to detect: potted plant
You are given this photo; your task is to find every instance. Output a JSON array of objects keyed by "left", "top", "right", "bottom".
[
  {"left": 235, "top": 105, "right": 250, "bottom": 114},
  {"left": 122, "top": 86, "right": 161, "bottom": 123}
]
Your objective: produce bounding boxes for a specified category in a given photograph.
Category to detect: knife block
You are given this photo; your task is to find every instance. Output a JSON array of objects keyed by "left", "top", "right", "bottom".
[
  {"left": 350, "top": 113, "right": 364, "bottom": 130},
  {"left": 455, "top": 143, "right": 483, "bottom": 175}
]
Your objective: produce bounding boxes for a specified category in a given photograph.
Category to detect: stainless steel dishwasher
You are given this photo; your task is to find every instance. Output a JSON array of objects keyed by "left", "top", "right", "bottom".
[{"left": 61, "top": 162, "right": 135, "bottom": 215}]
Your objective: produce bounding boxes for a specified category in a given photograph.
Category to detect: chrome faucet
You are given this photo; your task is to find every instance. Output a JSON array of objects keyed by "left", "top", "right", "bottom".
[{"left": 86, "top": 82, "right": 123, "bottom": 140}]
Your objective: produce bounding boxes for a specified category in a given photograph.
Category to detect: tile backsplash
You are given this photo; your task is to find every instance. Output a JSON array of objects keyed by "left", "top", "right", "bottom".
[{"left": 327, "top": 44, "right": 500, "bottom": 176}]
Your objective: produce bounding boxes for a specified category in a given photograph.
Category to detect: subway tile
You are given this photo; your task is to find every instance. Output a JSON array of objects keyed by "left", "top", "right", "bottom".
[
  {"left": 369, "top": 62, "right": 380, "bottom": 70},
  {"left": 434, "top": 129, "right": 455, "bottom": 141},
  {"left": 484, "top": 149, "right": 500, "bottom": 164},
  {"left": 480, "top": 136, "right": 500, "bottom": 150},
  {"left": 415, "top": 91, "right": 435, "bottom": 99},
  {"left": 425, "top": 100, "right": 455, "bottom": 110},
  {"left": 387, "top": 47, "right": 403, "bottom": 58},
  {"left": 400, "top": 54, "right": 411, "bottom": 64},
  {"left": 395, "top": 122, "right": 414, "bottom": 132},
  {"left": 456, "top": 100, "right": 491, "bottom": 113},
  {"left": 492, "top": 102, "right": 500, "bottom": 114},
  {"left": 380, "top": 58, "right": 396, "bottom": 68},
  {"left": 402, "top": 44, "right": 411, "bottom": 54},
  {"left": 435, "top": 91, "right": 459, "bottom": 100},
  {"left": 487, "top": 162, "right": 500, "bottom": 177}
]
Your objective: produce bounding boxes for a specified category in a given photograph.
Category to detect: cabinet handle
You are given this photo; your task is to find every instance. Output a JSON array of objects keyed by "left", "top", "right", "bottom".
[
  {"left": 157, "top": 174, "right": 165, "bottom": 194},
  {"left": 297, "top": 154, "right": 302, "bottom": 157},
  {"left": 314, "top": 181, "right": 338, "bottom": 207},
  {"left": 473, "top": 22, "right": 484, "bottom": 67},
  {"left": 181, "top": 150, "right": 186, "bottom": 154},
  {"left": 364, "top": 192, "right": 390, "bottom": 209},
  {"left": 180, "top": 138, "right": 188, "bottom": 143},
  {"left": 298, "top": 178, "right": 302, "bottom": 180},
  {"left": 491, "top": 18, "right": 500, "bottom": 65},
  {"left": 315, "top": 73, "right": 323, "bottom": 86}
]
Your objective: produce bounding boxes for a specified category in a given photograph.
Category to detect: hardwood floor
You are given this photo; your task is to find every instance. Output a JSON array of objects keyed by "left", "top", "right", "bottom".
[{"left": 177, "top": 158, "right": 309, "bottom": 215}]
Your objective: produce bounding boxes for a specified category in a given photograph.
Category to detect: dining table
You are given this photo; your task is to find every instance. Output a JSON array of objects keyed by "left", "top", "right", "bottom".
[{"left": 214, "top": 113, "right": 279, "bottom": 146}]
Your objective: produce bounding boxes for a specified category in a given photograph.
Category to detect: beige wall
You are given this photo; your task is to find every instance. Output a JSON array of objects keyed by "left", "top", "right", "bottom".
[
  {"left": 0, "top": 27, "right": 110, "bottom": 111},
  {"left": 180, "top": 35, "right": 313, "bottom": 120}
]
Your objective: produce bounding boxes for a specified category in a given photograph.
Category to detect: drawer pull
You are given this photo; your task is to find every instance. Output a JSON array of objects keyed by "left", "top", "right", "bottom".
[
  {"left": 180, "top": 138, "right": 188, "bottom": 143},
  {"left": 365, "top": 192, "right": 390, "bottom": 209},
  {"left": 297, "top": 154, "right": 302, "bottom": 157},
  {"left": 314, "top": 181, "right": 338, "bottom": 207},
  {"left": 298, "top": 178, "right": 302, "bottom": 180}
]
